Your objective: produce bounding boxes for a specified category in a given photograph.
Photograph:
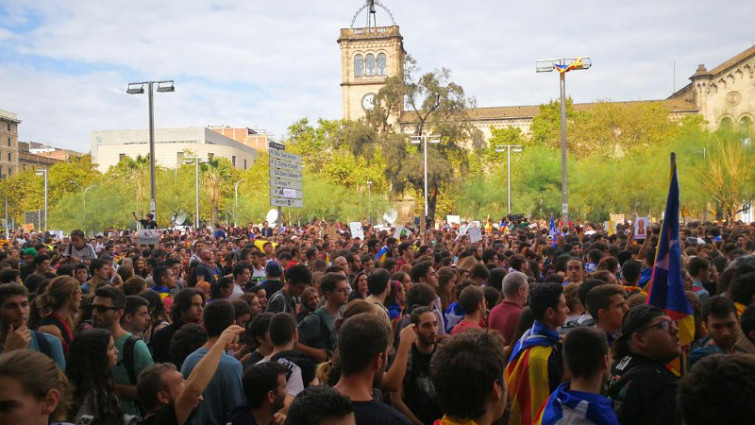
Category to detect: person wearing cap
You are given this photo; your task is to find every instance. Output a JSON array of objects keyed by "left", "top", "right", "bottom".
[
  {"left": 259, "top": 260, "right": 285, "bottom": 296},
  {"left": 606, "top": 304, "right": 681, "bottom": 425},
  {"left": 20, "top": 247, "right": 37, "bottom": 264},
  {"left": 132, "top": 211, "right": 158, "bottom": 229}
]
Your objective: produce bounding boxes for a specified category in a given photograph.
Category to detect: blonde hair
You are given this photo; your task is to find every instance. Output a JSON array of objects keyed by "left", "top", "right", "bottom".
[
  {"left": 36, "top": 275, "right": 81, "bottom": 315},
  {"left": 0, "top": 349, "right": 70, "bottom": 421}
]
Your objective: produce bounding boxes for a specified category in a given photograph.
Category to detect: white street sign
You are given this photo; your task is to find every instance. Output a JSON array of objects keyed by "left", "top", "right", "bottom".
[
  {"left": 270, "top": 188, "right": 303, "bottom": 199},
  {"left": 269, "top": 168, "right": 302, "bottom": 180},
  {"left": 269, "top": 158, "right": 302, "bottom": 172},
  {"left": 269, "top": 176, "right": 303, "bottom": 190},
  {"left": 270, "top": 197, "right": 303, "bottom": 208},
  {"left": 269, "top": 148, "right": 302, "bottom": 164}
]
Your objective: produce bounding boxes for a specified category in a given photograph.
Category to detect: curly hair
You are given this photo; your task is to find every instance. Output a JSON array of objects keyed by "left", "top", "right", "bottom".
[
  {"left": 35, "top": 275, "right": 80, "bottom": 315},
  {"left": 431, "top": 329, "right": 506, "bottom": 420},
  {"left": 66, "top": 328, "right": 123, "bottom": 425}
]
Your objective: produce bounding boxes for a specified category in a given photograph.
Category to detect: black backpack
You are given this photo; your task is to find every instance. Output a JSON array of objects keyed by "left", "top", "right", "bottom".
[{"left": 121, "top": 335, "right": 140, "bottom": 385}]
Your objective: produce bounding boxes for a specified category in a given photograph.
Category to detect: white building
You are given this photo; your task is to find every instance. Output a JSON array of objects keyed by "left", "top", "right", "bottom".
[{"left": 91, "top": 127, "right": 258, "bottom": 172}]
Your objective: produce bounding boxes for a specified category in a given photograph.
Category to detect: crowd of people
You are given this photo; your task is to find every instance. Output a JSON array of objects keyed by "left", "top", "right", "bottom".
[{"left": 0, "top": 216, "right": 753, "bottom": 425}]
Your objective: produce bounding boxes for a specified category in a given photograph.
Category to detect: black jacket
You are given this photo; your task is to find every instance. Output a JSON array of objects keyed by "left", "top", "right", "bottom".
[{"left": 606, "top": 353, "right": 679, "bottom": 425}]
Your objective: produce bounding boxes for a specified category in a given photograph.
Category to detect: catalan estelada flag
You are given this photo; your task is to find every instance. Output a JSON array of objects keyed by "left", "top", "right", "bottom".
[
  {"left": 645, "top": 153, "right": 695, "bottom": 370},
  {"left": 505, "top": 321, "right": 560, "bottom": 425},
  {"left": 554, "top": 57, "right": 584, "bottom": 73},
  {"left": 375, "top": 245, "right": 388, "bottom": 264}
]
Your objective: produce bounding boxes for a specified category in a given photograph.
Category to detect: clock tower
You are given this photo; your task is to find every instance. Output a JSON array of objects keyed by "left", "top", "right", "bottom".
[{"left": 339, "top": 1, "right": 405, "bottom": 121}]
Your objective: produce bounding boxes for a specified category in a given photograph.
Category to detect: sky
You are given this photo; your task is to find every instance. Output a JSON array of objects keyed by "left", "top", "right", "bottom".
[{"left": 0, "top": 0, "right": 753, "bottom": 152}]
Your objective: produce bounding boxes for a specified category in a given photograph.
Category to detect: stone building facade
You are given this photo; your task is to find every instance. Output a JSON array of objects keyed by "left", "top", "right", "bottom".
[
  {"left": 338, "top": 5, "right": 754, "bottom": 138},
  {"left": 0, "top": 109, "right": 21, "bottom": 180},
  {"left": 338, "top": 25, "right": 405, "bottom": 121}
]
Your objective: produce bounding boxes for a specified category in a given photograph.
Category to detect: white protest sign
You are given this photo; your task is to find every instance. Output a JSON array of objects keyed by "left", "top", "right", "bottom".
[
  {"left": 137, "top": 229, "right": 161, "bottom": 246},
  {"left": 468, "top": 227, "right": 483, "bottom": 243},
  {"left": 349, "top": 222, "right": 364, "bottom": 239},
  {"left": 393, "top": 225, "right": 405, "bottom": 239},
  {"left": 634, "top": 217, "right": 649, "bottom": 240},
  {"left": 446, "top": 215, "right": 461, "bottom": 225}
]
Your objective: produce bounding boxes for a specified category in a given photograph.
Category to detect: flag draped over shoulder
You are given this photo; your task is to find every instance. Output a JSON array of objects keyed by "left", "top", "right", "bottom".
[
  {"left": 534, "top": 383, "right": 620, "bottom": 425},
  {"left": 646, "top": 153, "right": 695, "bottom": 348},
  {"left": 505, "top": 321, "right": 560, "bottom": 425}
]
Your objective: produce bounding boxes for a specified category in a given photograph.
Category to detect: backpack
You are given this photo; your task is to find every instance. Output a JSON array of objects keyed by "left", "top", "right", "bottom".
[{"left": 121, "top": 336, "right": 140, "bottom": 385}]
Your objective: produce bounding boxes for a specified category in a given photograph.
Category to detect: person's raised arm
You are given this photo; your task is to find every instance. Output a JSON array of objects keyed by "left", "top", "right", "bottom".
[
  {"left": 379, "top": 324, "right": 417, "bottom": 392},
  {"left": 174, "top": 324, "right": 244, "bottom": 425}
]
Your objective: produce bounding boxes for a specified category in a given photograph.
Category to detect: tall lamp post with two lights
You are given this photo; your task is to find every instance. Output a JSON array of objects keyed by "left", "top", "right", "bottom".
[
  {"left": 536, "top": 57, "right": 591, "bottom": 223},
  {"left": 127, "top": 80, "right": 175, "bottom": 220}
]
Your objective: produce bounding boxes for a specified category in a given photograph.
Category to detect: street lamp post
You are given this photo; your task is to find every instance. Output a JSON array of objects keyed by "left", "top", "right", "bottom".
[
  {"left": 410, "top": 134, "right": 441, "bottom": 217},
  {"left": 186, "top": 156, "right": 206, "bottom": 229},
  {"left": 366, "top": 180, "right": 373, "bottom": 224},
  {"left": 35, "top": 169, "right": 48, "bottom": 232},
  {"left": 495, "top": 145, "right": 523, "bottom": 215},
  {"left": 127, "top": 80, "right": 175, "bottom": 220},
  {"left": 536, "top": 57, "right": 591, "bottom": 224},
  {"left": 234, "top": 179, "right": 244, "bottom": 227},
  {"left": 83, "top": 185, "right": 98, "bottom": 208}
]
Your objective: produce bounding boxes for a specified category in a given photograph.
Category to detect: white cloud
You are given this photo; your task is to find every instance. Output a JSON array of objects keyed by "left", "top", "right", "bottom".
[{"left": 0, "top": 0, "right": 753, "bottom": 152}]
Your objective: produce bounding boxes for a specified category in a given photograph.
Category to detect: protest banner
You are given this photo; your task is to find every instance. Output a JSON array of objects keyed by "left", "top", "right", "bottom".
[{"left": 634, "top": 217, "right": 649, "bottom": 240}]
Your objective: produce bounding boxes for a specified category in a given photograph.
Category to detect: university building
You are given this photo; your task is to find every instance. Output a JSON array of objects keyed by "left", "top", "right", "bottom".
[
  {"left": 338, "top": 3, "right": 754, "bottom": 138},
  {"left": 90, "top": 127, "right": 258, "bottom": 173}
]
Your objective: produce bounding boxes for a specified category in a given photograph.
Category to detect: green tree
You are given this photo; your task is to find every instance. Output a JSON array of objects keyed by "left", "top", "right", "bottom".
[{"left": 371, "top": 57, "right": 482, "bottom": 224}]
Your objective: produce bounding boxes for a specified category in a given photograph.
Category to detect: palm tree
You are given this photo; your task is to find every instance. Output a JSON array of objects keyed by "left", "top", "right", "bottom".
[
  {"left": 108, "top": 154, "right": 151, "bottom": 216},
  {"left": 201, "top": 157, "right": 233, "bottom": 225}
]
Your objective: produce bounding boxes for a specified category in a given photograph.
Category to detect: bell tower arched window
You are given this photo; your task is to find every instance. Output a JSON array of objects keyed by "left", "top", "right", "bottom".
[
  {"left": 354, "top": 54, "right": 364, "bottom": 77},
  {"left": 377, "top": 53, "right": 387, "bottom": 76},
  {"left": 365, "top": 53, "right": 375, "bottom": 77}
]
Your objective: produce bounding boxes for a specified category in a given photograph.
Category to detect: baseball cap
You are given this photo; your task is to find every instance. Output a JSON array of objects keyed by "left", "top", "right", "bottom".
[
  {"left": 21, "top": 248, "right": 38, "bottom": 258},
  {"left": 265, "top": 261, "right": 283, "bottom": 277}
]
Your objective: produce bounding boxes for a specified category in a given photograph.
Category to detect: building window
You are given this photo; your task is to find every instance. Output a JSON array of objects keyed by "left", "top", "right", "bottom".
[
  {"left": 232, "top": 155, "right": 236, "bottom": 167},
  {"left": 354, "top": 54, "right": 364, "bottom": 77},
  {"left": 6, "top": 123, "right": 10, "bottom": 131},
  {"left": 365, "top": 54, "right": 375, "bottom": 77},
  {"left": 244, "top": 159, "right": 247, "bottom": 169},
  {"left": 377, "top": 53, "right": 387, "bottom": 76},
  {"left": 7, "top": 167, "right": 11, "bottom": 176},
  {"left": 6, "top": 152, "right": 10, "bottom": 161},
  {"left": 177, "top": 151, "right": 185, "bottom": 165},
  {"left": 6, "top": 136, "right": 10, "bottom": 147},
  {"left": 119, "top": 153, "right": 126, "bottom": 162}
]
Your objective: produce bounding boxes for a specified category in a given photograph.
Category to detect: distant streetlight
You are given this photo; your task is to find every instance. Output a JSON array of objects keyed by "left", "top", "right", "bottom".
[
  {"left": 69, "top": 181, "right": 98, "bottom": 208},
  {"left": 35, "top": 169, "right": 48, "bottom": 232},
  {"left": 366, "top": 180, "right": 373, "bottom": 224},
  {"left": 410, "top": 134, "right": 441, "bottom": 216},
  {"left": 536, "top": 57, "right": 591, "bottom": 223},
  {"left": 186, "top": 156, "right": 207, "bottom": 229},
  {"left": 234, "top": 179, "right": 245, "bottom": 227},
  {"left": 495, "top": 145, "right": 523, "bottom": 215},
  {"left": 127, "top": 80, "right": 175, "bottom": 219}
]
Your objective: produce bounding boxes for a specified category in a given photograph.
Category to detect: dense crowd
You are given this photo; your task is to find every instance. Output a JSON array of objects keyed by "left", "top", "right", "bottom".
[{"left": 0, "top": 216, "right": 754, "bottom": 425}]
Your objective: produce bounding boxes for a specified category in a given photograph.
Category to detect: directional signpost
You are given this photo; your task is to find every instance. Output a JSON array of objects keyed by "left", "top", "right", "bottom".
[{"left": 268, "top": 141, "right": 303, "bottom": 210}]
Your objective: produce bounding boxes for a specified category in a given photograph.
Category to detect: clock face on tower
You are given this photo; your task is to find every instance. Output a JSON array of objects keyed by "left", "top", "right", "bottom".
[{"left": 362, "top": 93, "right": 376, "bottom": 111}]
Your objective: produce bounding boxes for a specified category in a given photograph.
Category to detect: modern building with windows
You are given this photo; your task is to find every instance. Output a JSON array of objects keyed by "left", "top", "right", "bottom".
[
  {"left": 0, "top": 108, "right": 20, "bottom": 180},
  {"left": 90, "top": 127, "right": 258, "bottom": 173}
]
